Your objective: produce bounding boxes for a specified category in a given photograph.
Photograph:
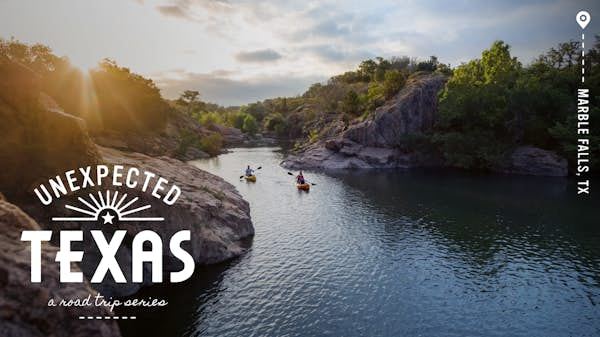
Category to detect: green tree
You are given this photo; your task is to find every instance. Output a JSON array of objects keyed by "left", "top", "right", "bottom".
[
  {"left": 383, "top": 69, "right": 406, "bottom": 99},
  {"left": 179, "top": 90, "right": 204, "bottom": 117},
  {"left": 263, "top": 112, "right": 288, "bottom": 136},
  {"left": 240, "top": 102, "right": 267, "bottom": 122},
  {"left": 435, "top": 41, "right": 522, "bottom": 168},
  {"left": 359, "top": 59, "right": 378, "bottom": 81},
  {"left": 226, "top": 111, "right": 247, "bottom": 130},
  {"left": 341, "top": 90, "right": 361, "bottom": 115},
  {"left": 89, "top": 58, "right": 169, "bottom": 131},
  {"left": 242, "top": 114, "right": 259, "bottom": 135},
  {"left": 199, "top": 133, "right": 223, "bottom": 156}
]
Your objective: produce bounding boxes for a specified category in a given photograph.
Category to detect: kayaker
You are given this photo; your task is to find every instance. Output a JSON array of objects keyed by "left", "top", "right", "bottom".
[
  {"left": 296, "top": 171, "right": 305, "bottom": 184},
  {"left": 245, "top": 165, "right": 254, "bottom": 177}
]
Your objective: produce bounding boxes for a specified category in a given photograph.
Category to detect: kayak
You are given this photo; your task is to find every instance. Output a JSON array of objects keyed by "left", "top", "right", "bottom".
[
  {"left": 297, "top": 182, "right": 310, "bottom": 191},
  {"left": 244, "top": 175, "right": 256, "bottom": 182}
]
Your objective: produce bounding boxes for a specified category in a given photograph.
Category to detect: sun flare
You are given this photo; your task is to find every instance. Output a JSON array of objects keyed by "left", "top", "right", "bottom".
[{"left": 70, "top": 57, "right": 97, "bottom": 73}]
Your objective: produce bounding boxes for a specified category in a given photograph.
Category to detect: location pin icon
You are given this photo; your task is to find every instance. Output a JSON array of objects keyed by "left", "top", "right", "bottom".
[{"left": 576, "top": 11, "right": 591, "bottom": 29}]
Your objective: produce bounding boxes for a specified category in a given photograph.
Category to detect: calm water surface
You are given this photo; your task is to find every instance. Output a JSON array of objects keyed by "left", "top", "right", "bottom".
[{"left": 119, "top": 147, "right": 600, "bottom": 337}]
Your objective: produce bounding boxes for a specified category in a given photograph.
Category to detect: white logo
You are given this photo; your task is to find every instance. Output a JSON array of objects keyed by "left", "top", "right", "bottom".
[
  {"left": 52, "top": 190, "right": 164, "bottom": 222},
  {"left": 22, "top": 165, "right": 194, "bottom": 285},
  {"left": 33, "top": 165, "right": 181, "bottom": 223}
]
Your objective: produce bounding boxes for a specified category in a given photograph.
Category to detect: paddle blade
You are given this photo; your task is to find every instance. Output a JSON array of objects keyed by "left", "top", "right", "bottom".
[
  {"left": 287, "top": 172, "right": 294, "bottom": 176},
  {"left": 256, "top": 166, "right": 262, "bottom": 170}
]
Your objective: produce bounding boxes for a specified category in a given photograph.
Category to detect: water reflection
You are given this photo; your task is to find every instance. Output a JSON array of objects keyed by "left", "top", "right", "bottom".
[{"left": 120, "top": 148, "right": 600, "bottom": 337}]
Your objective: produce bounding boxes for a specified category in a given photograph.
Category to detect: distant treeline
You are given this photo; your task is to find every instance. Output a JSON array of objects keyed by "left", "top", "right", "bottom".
[
  {"left": 2, "top": 36, "right": 598, "bottom": 170},
  {"left": 175, "top": 54, "right": 451, "bottom": 143}
]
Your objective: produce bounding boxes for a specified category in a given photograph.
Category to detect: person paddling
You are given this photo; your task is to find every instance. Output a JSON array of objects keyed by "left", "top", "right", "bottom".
[
  {"left": 245, "top": 165, "right": 254, "bottom": 177},
  {"left": 296, "top": 171, "right": 305, "bottom": 184}
]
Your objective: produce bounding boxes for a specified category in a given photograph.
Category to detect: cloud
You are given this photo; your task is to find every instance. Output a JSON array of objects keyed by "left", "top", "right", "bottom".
[
  {"left": 303, "top": 44, "right": 373, "bottom": 63},
  {"left": 154, "top": 0, "right": 233, "bottom": 22},
  {"left": 235, "top": 49, "right": 282, "bottom": 63},
  {"left": 156, "top": 5, "right": 191, "bottom": 19},
  {"left": 155, "top": 71, "right": 324, "bottom": 105},
  {"left": 142, "top": 0, "right": 600, "bottom": 102}
]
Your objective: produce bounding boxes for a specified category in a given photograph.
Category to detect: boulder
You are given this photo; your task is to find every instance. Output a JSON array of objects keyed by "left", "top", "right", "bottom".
[
  {"left": 0, "top": 195, "right": 120, "bottom": 337},
  {"left": 282, "top": 142, "right": 407, "bottom": 170},
  {"left": 181, "top": 146, "right": 210, "bottom": 161},
  {"left": 211, "top": 124, "right": 245, "bottom": 146},
  {"left": 43, "top": 146, "right": 254, "bottom": 296},
  {"left": 496, "top": 146, "right": 568, "bottom": 176}
]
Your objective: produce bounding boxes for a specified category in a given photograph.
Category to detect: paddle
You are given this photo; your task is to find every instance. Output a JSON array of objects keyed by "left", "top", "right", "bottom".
[
  {"left": 287, "top": 172, "right": 317, "bottom": 186},
  {"left": 240, "top": 166, "right": 262, "bottom": 179}
]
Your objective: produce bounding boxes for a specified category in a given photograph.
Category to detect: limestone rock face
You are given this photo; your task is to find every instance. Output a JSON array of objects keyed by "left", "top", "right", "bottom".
[
  {"left": 495, "top": 146, "right": 568, "bottom": 176},
  {"left": 281, "top": 75, "right": 446, "bottom": 170},
  {"left": 0, "top": 196, "right": 121, "bottom": 337},
  {"left": 0, "top": 62, "right": 100, "bottom": 197},
  {"left": 211, "top": 124, "right": 245, "bottom": 146},
  {"left": 92, "top": 109, "right": 211, "bottom": 161},
  {"left": 343, "top": 75, "right": 446, "bottom": 147}
]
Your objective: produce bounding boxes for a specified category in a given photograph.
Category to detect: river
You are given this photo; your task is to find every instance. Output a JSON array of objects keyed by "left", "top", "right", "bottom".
[{"left": 119, "top": 147, "right": 600, "bottom": 337}]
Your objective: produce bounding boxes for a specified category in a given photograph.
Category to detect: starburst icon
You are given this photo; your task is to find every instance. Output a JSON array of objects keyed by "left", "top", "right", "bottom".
[{"left": 51, "top": 190, "right": 164, "bottom": 222}]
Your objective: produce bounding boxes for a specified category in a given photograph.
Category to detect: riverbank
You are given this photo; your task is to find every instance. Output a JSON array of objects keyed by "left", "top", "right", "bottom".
[{"left": 280, "top": 74, "right": 569, "bottom": 177}]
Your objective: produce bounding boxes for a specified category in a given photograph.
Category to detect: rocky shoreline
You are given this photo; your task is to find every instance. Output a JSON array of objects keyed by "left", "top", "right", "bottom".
[{"left": 281, "top": 74, "right": 568, "bottom": 177}]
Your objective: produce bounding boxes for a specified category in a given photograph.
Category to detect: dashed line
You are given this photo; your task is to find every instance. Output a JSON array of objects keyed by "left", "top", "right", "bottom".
[
  {"left": 78, "top": 316, "right": 137, "bottom": 320},
  {"left": 581, "top": 32, "right": 586, "bottom": 84}
]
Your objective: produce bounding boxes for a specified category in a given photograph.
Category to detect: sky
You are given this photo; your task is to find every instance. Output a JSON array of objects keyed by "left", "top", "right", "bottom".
[{"left": 1, "top": 0, "right": 599, "bottom": 106}]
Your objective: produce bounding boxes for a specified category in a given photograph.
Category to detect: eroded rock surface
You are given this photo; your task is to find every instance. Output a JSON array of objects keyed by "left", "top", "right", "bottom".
[
  {"left": 494, "top": 146, "right": 568, "bottom": 176},
  {"left": 282, "top": 75, "right": 446, "bottom": 170},
  {"left": 0, "top": 195, "right": 121, "bottom": 337},
  {"left": 0, "top": 62, "right": 100, "bottom": 197}
]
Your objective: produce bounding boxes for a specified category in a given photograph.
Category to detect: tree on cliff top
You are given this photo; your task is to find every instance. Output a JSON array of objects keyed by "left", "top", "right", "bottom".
[
  {"left": 435, "top": 39, "right": 600, "bottom": 171},
  {"left": 435, "top": 41, "right": 522, "bottom": 168},
  {"left": 89, "top": 58, "right": 168, "bottom": 132},
  {"left": 0, "top": 39, "right": 169, "bottom": 134}
]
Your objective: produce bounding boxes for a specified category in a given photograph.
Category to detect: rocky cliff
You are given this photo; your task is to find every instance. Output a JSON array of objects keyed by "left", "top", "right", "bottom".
[
  {"left": 0, "top": 195, "right": 121, "bottom": 337},
  {"left": 92, "top": 108, "right": 213, "bottom": 161},
  {"left": 0, "top": 62, "right": 100, "bottom": 197},
  {"left": 87, "top": 146, "right": 253, "bottom": 296},
  {"left": 282, "top": 74, "right": 568, "bottom": 176},
  {"left": 282, "top": 74, "right": 446, "bottom": 169}
]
